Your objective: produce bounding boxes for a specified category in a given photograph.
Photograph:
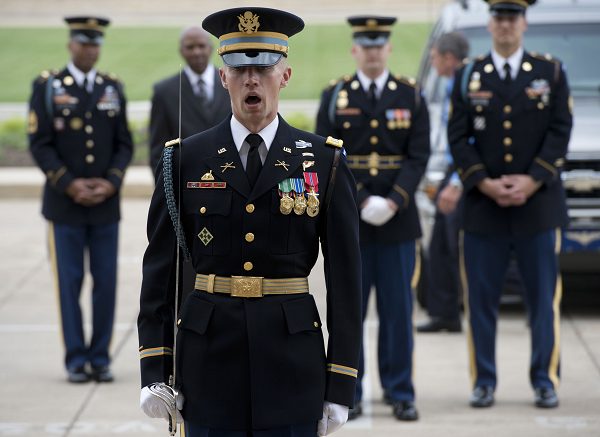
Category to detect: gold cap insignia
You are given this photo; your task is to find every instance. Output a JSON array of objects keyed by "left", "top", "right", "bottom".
[
  {"left": 366, "top": 19, "right": 378, "bottom": 28},
  {"left": 238, "top": 11, "right": 260, "bottom": 33}
]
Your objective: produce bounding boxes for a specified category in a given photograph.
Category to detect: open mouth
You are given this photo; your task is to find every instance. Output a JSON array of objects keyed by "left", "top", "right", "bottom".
[{"left": 245, "top": 94, "right": 262, "bottom": 106}]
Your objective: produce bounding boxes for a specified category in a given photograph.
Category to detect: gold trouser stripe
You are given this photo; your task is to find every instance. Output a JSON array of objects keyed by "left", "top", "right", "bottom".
[
  {"left": 48, "top": 221, "right": 65, "bottom": 350},
  {"left": 194, "top": 274, "right": 309, "bottom": 295},
  {"left": 549, "top": 228, "right": 563, "bottom": 388},
  {"left": 459, "top": 230, "right": 477, "bottom": 387}
]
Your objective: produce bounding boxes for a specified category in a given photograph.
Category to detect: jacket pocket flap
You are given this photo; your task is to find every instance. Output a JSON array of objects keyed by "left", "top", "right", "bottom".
[
  {"left": 282, "top": 296, "right": 322, "bottom": 334},
  {"left": 178, "top": 295, "right": 215, "bottom": 335}
]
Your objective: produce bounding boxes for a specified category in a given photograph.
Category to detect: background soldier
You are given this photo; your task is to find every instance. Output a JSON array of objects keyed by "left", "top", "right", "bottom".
[
  {"left": 28, "top": 16, "right": 133, "bottom": 383},
  {"left": 316, "top": 16, "right": 430, "bottom": 421},
  {"left": 417, "top": 32, "right": 469, "bottom": 334},
  {"left": 148, "top": 26, "right": 230, "bottom": 174},
  {"left": 448, "top": 0, "right": 572, "bottom": 409},
  {"left": 138, "top": 7, "right": 362, "bottom": 436}
]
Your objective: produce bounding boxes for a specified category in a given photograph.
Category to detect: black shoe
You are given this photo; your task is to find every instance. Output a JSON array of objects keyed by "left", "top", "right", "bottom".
[
  {"left": 91, "top": 366, "right": 114, "bottom": 383},
  {"left": 417, "top": 317, "right": 462, "bottom": 333},
  {"left": 392, "top": 401, "right": 419, "bottom": 421},
  {"left": 383, "top": 389, "right": 392, "bottom": 405},
  {"left": 67, "top": 366, "right": 90, "bottom": 383},
  {"left": 469, "top": 386, "right": 494, "bottom": 408},
  {"left": 534, "top": 387, "right": 559, "bottom": 408},
  {"left": 348, "top": 402, "right": 362, "bottom": 420}
]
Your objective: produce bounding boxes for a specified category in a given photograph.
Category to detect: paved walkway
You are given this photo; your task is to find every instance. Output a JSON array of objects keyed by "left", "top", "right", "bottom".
[{"left": 0, "top": 175, "right": 599, "bottom": 436}]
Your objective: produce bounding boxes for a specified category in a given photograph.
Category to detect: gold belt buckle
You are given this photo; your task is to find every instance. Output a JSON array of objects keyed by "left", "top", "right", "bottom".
[{"left": 230, "top": 276, "right": 264, "bottom": 298}]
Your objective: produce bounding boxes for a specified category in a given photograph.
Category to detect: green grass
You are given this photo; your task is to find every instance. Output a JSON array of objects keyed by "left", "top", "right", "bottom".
[{"left": 0, "top": 23, "right": 431, "bottom": 102}]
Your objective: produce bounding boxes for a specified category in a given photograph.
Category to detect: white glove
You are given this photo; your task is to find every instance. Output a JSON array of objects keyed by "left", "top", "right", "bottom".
[
  {"left": 140, "top": 385, "right": 184, "bottom": 423},
  {"left": 360, "top": 195, "right": 396, "bottom": 226},
  {"left": 317, "top": 401, "right": 349, "bottom": 436}
]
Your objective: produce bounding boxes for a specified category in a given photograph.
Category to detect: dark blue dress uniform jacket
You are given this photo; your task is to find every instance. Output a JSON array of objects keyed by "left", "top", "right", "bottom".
[
  {"left": 28, "top": 67, "right": 133, "bottom": 225},
  {"left": 448, "top": 52, "right": 573, "bottom": 236},
  {"left": 315, "top": 73, "right": 430, "bottom": 243},
  {"left": 138, "top": 116, "right": 362, "bottom": 430}
]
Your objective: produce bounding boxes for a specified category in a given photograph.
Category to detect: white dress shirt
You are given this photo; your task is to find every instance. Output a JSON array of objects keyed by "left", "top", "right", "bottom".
[
  {"left": 67, "top": 62, "right": 96, "bottom": 93},
  {"left": 230, "top": 115, "right": 278, "bottom": 169},
  {"left": 491, "top": 46, "right": 524, "bottom": 80},
  {"left": 184, "top": 64, "right": 215, "bottom": 101},
  {"left": 357, "top": 68, "right": 389, "bottom": 99}
]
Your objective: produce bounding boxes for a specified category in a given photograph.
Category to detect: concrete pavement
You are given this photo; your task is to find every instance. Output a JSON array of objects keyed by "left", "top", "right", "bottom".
[{"left": 0, "top": 174, "right": 599, "bottom": 436}]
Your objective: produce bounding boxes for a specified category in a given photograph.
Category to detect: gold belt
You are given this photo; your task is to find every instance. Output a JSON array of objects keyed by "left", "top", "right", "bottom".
[
  {"left": 195, "top": 273, "right": 309, "bottom": 298},
  {"left": 347, "top": 152, "right": 404, "bottom": 170}
]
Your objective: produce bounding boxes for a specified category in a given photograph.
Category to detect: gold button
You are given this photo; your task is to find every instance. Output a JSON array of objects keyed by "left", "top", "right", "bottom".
[
  {"left": 370, "top": 119, "right": 379, "bottom": 129},
  {"left": 476, "top": 105, "right": 483, "bottom": 113},
  {"left": 503, "top": 120, "right": 512, "bottom": 130},
  {"left": 177, "top": 319, "right": 181, "bottom": 326},
  {"left": 85, "top": 112, "right": 92, "bottom": 119},
  {"left": 62, "top": 108, "right": 70, "bottom": 116},
  {"left": 86, "top": 140, "right": 94, "bottom": 148},
  {"left": 85, "top": 154, "right": 95, "bottom": 164},
  {"left": 85, "top": 125, "right": 93, "bottom": 134},
  {"left": 200, "top": 207, "right": 206, "bottom": 214},
  {"left": 245, "top": 232, "right": 255, "bottom": 242},
  {"left": 538, "top": 102, "right": 545, "bottom": 110},
  {"left": 245, "top": 204, "right": 255, "bottom": 213},
  {"left": 370, "top": 135, "right": 378, "bottom": 145},
  {"left": 108, "top": 110, "right": 115, "bottom": 117},
  {"left": 243, "top": 262, "right": 253, "bottom": 271},
  {"left": 504, "top": 153, "right": 513, "bottom": 163},
  {"left": 343, "top": 121, "right": 351, "bottom": 129},
  {"left": 369, "top": 168, "right": 379, "bottom": 176},
  {"left": 503, "top": 105, "right": 512, "bottom": 114},
  {"left": 503, "top": 137, "right": 512, "bottom": 147},
  {"left": 313, "top": 321, "right": 319, "bottom": 328}
]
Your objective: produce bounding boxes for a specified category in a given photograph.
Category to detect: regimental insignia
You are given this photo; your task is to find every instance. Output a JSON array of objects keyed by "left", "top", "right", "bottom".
[
  {"left": 238, "top": 11, "right": 260, "bottom": 33},
  {"left": 387, "top": 81, "right": 397, "bottom": 91},
  {"left": 350, "top": 80, "right": 360, "bottom": 90},
  {"left": 302, "top": 160, "right": 315, "bottom": 171},
  {"left": 522, "top": 61, "right": 533, "bottom": 72},
  {"left": 325, "top": 136, "right": 343, "bottom": 148},
  {"left": 63, "top": 76, "right": 74, "bottom": 86},
  {"left": 483, "top": 64, "right": 494, "bottom": 74},
  {"left": 95, "top": 76, "right": 104, "bottom": 85},
  {"left": 28, "top": 110, "right": 38, "bottom": 134},
  {"left": 201, "top": 170, "right": 215, "bottom": 181},
  {"left": 187, "top": 181, "right": 227, "bottom": 189},
  {"left": 198, "top": 227, "right": 214, "bottom": 246},
  {"left": 473, "top": 116, "right": 486, "bottom": 131},
  {"left": 70, "top": 117, "right": 83, "bottom": 130}
]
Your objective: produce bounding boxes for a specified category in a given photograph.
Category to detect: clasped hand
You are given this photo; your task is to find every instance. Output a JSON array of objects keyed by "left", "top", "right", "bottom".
[
  {"left": 66, "top": 178, "right": 116, "bottom": 207},
  {"left": 478, "top": 175, "right": 541, "bottom": 207},
  {"left": 360, "top": 195, "right": 398, "bottom": 226}
]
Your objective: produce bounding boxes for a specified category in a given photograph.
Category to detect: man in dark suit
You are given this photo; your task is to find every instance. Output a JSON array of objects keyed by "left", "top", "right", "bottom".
[
  {"left": 448, "top": 0, "right": 572, "bottom": 409},
  {"left": 28, "top": 16, "right": 133, "bottom": 383},
  {"left": 148, "top": 26, "right": 231, "bottom": 173},
  {"left": 138, "top": 7, "right": 362, "bottom": 437},
  {"left": 316, "top": 16, "right": 430, "bottom": 421}
]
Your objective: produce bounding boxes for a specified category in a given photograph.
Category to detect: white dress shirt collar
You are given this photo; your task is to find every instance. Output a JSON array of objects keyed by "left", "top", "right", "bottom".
[
  {"left": 357, "top": 69, "right": 389, "bottom": 98},
  {"left": 184, "top": 64, "right": 215, "bottom": 100},
  {"left": 491, "top": 46, "right": 523, "bottom": 80},
  {"left": 230, "top": 115, "right": 278, "bottom": 167},
  {"left": 67, "top": 62, "right": 96, "bottom": 92}
]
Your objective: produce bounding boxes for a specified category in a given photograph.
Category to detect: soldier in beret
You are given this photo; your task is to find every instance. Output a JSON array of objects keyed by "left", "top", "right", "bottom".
[
  {"left": 138, "top": 7, "right": 362, "bottom": 436},
  {"left": 448, "top": 0, "right": 572, "bottom": 409},
  {"left": 28, "top": 16, "right": 133, "bottom": 383},
  {"left": 316, "top": 15, "right": 430, "bottom": 421}
]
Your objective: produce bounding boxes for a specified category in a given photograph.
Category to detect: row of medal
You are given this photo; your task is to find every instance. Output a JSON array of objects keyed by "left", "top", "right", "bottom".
[{"left": 278, "top": 172, "right": 320, "bottom": 217}]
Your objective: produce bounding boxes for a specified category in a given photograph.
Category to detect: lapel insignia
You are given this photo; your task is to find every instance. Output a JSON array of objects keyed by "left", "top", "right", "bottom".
[
  {"left": 522, "top": 61, "right": 533, "bottom": 72},
  {"left": 483, "top": 64, "right": 494, "bottom": 74},
  {"left": 295, "top": 140, "right": 312, "bottom": 149},
  {"left": 218, "top": 147, "right": 227, "bottom": 154},
  {"left": 351, "top": 80, "right": 360, "bottom": 90},
  {"left": 201, "top": 170, "right": 215, "bottom": 180},
  {"left": 283, "top": 147, "right": 292, "bottom": 153},
  {"left": 275, "top": 160, "right": 290, "bottom": 171},
  {"left": 220, "top": 162, "right": 236, "bottom": 173},
  {"left": 63, "top": 75, "right": 74, "bottom": 86},
  {"left": 198, "top": 227, "right": 214, "bottom": 246}
]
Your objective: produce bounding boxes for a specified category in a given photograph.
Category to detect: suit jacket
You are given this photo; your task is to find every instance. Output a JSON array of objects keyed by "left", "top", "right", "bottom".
[
  {"left": 315, "top": 72, "right": 431, "bottom": 243},
  {"left": 149, "top": 65, "right": 231, "bottom": 172},
  {"left": 448, "top": 51, "right": 572, "bottom": 236},
  {"left": 28, "top": 67, "right": 133, "bottom": 225},
  {"left": 138, "top": 116, "right": 362, "bottom": 430}
]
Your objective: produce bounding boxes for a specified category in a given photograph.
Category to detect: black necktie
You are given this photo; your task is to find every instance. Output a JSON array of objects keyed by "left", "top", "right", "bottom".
[
  {"left": 197, "top": 78, "right": 207, "bottom": 102},
  {"left": 503, "top": 62, "right": 512, "bottom": 85},
  {"left": 368, "top": 81, "right": 378, "bottom": 108},
  {"left": 245, "top": 134, "right": 263, "bottom": 187},
  {"left": 82, "top": 76, "right": 90, "bottom": 94}
]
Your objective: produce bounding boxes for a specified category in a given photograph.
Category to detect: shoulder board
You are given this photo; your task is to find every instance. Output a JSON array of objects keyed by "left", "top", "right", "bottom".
[
  {"left": 394, "top": 75, "right": 417, "bottom": 88},
  {"left": 100, "top": 71, "right": 121, "bottom": 82},
  {"left": 325, "top": 136, "right": 343, "bottom": 148},
  {"left": 36, "top": 69, "right": 52, "bottom": 83},
  {"left": 475, "top": 54, "right": 486, "bottom": 62},
  {"left": 530, "top": 52, "right": 559, "bottom": 64},
  {"left": 164, "top": 137, "right": 181, "bottom": 148}
]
